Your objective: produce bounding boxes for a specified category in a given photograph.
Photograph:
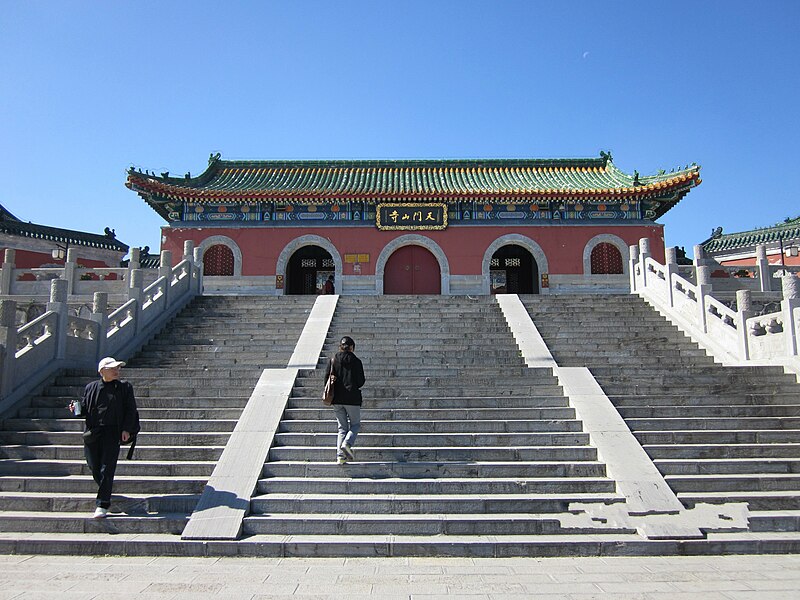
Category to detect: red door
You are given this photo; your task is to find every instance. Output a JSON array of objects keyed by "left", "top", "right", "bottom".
[{"left": 384, "top": 246, "right": 441, "bottom": 294}]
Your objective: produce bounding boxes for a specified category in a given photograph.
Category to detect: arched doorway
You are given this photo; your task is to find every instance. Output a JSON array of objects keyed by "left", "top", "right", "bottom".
[
  {"left": 490, "top": 245, "right": 538, "bottom": 294},
  {"left": 287, "top": 246, "right": 335, "bottom": 295},
  {"left": 384, "top": 245, "right": 441, "bottom": 295},
  {"left": 590, "top": 242, "right": 624, "bottom": 274},
  {"left": 203, "top": 244, "right": 234, "bottom": 276}
]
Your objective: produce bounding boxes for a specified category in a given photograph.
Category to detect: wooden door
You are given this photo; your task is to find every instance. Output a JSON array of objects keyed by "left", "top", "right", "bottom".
[{"left": 384, "top": 246, "right": 441, "bottom": 294}]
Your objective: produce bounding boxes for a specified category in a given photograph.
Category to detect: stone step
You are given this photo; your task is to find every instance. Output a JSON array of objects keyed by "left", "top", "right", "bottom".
[
  {"left": 618, "top": 405, "right": 800, "bottom": 418},
  {"left": 644, "top": 444, "right": 800, "bottom": 459},
  {"left": 0, "top": 445, "right": 223, "bottom": 461},
  {"left": 28, "top": 396, "right": 250, "bottom": 409},
  {"left": 0, "top": 511, "right": 189, "bottom": 534},
  {"left": 1, "top": 419, "right": 238, "bottom": 433},
  {"left": 634, "top": 430, "right": 800, "bottom": 445},
  {"left": 19, "top": 407, "right": 246, "bottom": 420},
  {"left": 241, "top": 512, "right": 634, "bottom": 536},
  {"left": 277, "top": 419, "right": 584, "bottom": 434},
  {"left": 287, "top": 396, "right": 572, "bottom": 409},
  {"left": 678, "top": 491, "right": 800, "bottom": 511},
  {"left": 249, "top": 492, "right": 624, "bottom": 515},
  {"left": 281, "top": 407, "right": 577, "bottom": 421},
  {"left": 624, "top": 417, "right": 800, "bottom": 431},
  {"left": 291, "top": 386, "right": 566, "bottom": 398},
  {"left": 0, "top": 475, "right": 205, "bottom": 495},
  {"left": 261, "top": 460, "right": 607, "bottom": 479},
  {"left": 257, "top": 476, "right": 617, "bottom": 495},
  {"left": 748, "top": 511, "right": 800, "bottom": 532},
  {"left": 654, "top": 458, "right": 800, "bottom": 475},
  {"left": 268, "top": 445, "right": 599, "bottom": 463},
  {"left": 611, "top": 394, "right": 800, "bottom": 407},
  {"left": 0, "top": 431, "right": 233, "bottom": 445},
  {"left": 666, "top": 474, "right": 800, "bottom": 492},
  {"left": 0, "top": 492, "right": 200, "bottom": 514},
  {"left": 272, "top": 432, "right": 591, "bottom": 447},
  {"left": 0, "top": 459, "right": 215, "bottom": 477}
]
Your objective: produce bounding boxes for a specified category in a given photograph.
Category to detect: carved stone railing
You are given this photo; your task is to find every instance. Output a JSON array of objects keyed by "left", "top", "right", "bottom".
[
  {"left": 631, "top": 240, "right": 800, "bottom": 367},
  {"left": 0, "top": 242, "right": 204, "bottom": 415}
]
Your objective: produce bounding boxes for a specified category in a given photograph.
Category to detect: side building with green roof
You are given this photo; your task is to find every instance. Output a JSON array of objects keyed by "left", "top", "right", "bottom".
[
  {"left": 701, "top": 217, "right": 800, "bottom": 270},
  {"left": 126, "top": 152, "right": 700, "bottom": 295}
]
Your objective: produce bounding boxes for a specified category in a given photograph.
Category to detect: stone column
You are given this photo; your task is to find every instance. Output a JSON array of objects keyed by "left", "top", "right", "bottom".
[
  {"left": 128, "top": 268, "right": 144, "bottom": 337},
  {"left": 736, "top": 289, "right": 754, "bottom": 359},
  {"left": 756, "top": 244, "right": 772, "bottom": 292},
  {"left": 0, "top": 299, "right": 18, "bottom": 399},
  {"left": 47, "top": 279, "right": 69, "bottom": 360},
  {"left": 1, "top": 249, "right": 16, "bottom": 295},
  {"left": 782, "top": 275, "right": 800, "bottom": 357}
]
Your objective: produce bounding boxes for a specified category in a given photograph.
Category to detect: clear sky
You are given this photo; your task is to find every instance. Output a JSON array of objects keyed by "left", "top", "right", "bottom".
[{"left": 1, "top": 1, "right": 798, "bottom": 258}]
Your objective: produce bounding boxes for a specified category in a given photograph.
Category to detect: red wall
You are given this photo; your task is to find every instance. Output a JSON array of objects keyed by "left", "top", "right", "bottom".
[
  {"left": 162, "top": 224, "right": 664, "bottom": 276},
  {"left": 0, "top": 248, "right": 110, "bottom": 269}
]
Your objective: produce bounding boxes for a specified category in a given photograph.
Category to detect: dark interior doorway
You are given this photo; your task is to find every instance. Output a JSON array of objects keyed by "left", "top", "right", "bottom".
[
  {"left": 490, "top": 245, "right": 538, "bottom": 294},
  {"left": 286, "top": 246, "right": 334, "bottom": 295}
]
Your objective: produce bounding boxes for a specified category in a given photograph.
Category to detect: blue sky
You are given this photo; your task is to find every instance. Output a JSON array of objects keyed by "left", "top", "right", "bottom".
[{"left": 1, "top": 1, "right": 798, "bottom": 257}]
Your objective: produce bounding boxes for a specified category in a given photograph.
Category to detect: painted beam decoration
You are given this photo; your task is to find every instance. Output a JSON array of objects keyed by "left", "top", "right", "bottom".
[{"left": 377, "top": 203, "right": 447, "bottom": 231}]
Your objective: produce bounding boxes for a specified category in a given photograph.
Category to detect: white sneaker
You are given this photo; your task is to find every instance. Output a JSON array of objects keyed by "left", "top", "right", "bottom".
[
  {"left": 341, "top": 442, "right": 355, "bottom": 460},
  {"left": 336, "top": 456, "right": 348, "bottom": 465},
  {"left": 93, "top": 507, "right": 109, "bottom": 519}
]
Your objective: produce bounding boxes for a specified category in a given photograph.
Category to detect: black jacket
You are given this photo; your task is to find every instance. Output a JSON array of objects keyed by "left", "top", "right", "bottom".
[
  {"left": 324, "top": 351, "right": 365, "bottom": 406},
  {"left": 82, "top": 378, "right": 138, "bottom": 441}
]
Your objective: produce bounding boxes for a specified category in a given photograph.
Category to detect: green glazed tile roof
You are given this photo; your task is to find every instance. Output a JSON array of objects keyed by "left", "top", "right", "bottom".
[
  {"left": 127, "top": 153, "right": 700, "bottom": 222},
  {"left": 0, "top": 203, "right": 128, "bottom": 252},
  {"left": 702, "top": 217, "right": 800, "bottom": 253}
]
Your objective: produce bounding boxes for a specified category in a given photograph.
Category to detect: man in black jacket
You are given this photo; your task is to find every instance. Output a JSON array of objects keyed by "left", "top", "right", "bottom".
[
  {"left": 71, "top": 357, "right": 138, "bottom": 518},
  {"left": 325, "top": 336, "right": 366, "bottom": 464}
]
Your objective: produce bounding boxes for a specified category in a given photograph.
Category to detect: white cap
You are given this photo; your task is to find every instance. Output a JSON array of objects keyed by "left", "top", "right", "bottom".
[{"left": 98, "top": 357, "right": 126, "bottom": 372}]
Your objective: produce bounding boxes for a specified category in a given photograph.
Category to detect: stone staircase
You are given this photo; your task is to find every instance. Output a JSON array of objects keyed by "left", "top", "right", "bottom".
[
  {"left": 0, "top": 292, "right": 798, "bottom": 556},
  {"left": 242, "top": 296, "right": 640, "bottom": 554},
  {"left": 521, "top": 293, "right": 800, "bottom": 536},
  {"left": 0, "top": 295, "right": 314, "bottom": 544}
]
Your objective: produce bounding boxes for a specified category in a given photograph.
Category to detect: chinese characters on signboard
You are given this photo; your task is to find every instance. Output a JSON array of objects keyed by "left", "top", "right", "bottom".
[{"left": 376, "top": 203, "right": 447, "bottom": 231}]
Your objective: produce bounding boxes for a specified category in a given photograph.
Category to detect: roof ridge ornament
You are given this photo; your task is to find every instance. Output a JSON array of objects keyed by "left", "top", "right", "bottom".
[{"left": 209, "top": 152, "right": 222, "bottom": 166}]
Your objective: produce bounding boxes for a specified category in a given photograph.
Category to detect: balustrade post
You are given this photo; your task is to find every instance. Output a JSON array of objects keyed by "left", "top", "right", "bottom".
[
  {"left": 47, "top": 279, "right": 69, "bottom": 360},
  {"left": 192, "top": 247, "right": 204, "bottom": 295},
  {"left": 64, "top": 248, "right": 78, "bottom": 296},
  {"left": 756, "top": 244, "right": 772, "bottom": 292},
  {"left": 0, "top": 299, "right": 18, "bottom": 399},
  {"left": 159, "top": 250, "right": 172, "bottom": 307},
  {"left": 128, "top": 247, "right": 141, "bottom": 272},
  {"left": 665, "top": 246, "right": 679, "bottom": 308},
  {"left": 1, "top": 249, "right": 16, "bottom": 295},
  {"left": 128, "top": 269, "right": 144, "bottom": 336},
  {"left": 629, "top": 244, "right": 640, "bottom": 292},
  {"left": 781, "top": 275, "right": 800, "bottom": 357},
  {"left": 639, "top": 238, "right": 651, "bottom": 288},
  {"left": 696, "top": 266, "right": 713, "bottom": 333},
  {"left": 736, "top": 289, "right": 754, "bottom": 360},
  {"left": 91, "top": 292, "right": 108, "bottom": 362},
  {"left": 183, "top": 241, "right": 194, "bottom": 264}
]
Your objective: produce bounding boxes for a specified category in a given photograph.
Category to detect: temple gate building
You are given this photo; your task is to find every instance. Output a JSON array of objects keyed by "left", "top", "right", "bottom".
[
  {"left": 126, "top": 152, "right": 701, "bottom": 295},
  {"left": 701, "top": 217, "right": 800, "bottom": 271}
]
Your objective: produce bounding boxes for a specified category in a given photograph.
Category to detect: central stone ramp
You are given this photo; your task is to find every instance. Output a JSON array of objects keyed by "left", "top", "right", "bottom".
[{"left": 244, "top": 296, "right": 635, "bottom": 555}]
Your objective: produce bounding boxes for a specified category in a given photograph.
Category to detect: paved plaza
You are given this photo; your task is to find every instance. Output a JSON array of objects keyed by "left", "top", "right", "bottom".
[{"left": 0, "top": 553, "right": 798, "bottom": 599}]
